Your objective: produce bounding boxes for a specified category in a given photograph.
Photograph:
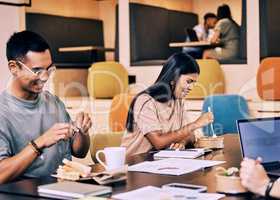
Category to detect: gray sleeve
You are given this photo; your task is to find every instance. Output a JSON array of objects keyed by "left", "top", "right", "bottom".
[
  {"left": 215, "top": 20, "right": 223, "bottom": 32},
  {"left": 215, "top": 19, "right": 230, "bottom": 36},
  {"left": 0, "top": 129, "right": 11, "bottom": 160}
]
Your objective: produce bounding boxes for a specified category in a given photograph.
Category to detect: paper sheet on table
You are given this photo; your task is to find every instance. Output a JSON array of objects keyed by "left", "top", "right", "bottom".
[
  {"left": 112, "top": 186, "right": 225, "bottom": 200},
  {"left": 128, "top": 158, "right": 225, "bottom": 176}
]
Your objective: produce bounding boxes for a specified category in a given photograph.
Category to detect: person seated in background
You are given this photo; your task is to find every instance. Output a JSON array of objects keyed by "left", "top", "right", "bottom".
[
  {"left": 183, "top": 13, "right": 217, "bottom": 59},
  {"left": 240, "top": 157, "right": 280, "bottom": 199},
  {"left": 0, "top": 31, "right": 92, "bottom": 183},
  {"left": 121, "top": 53, "right": 213, "bottom": 156},
  {"left": 203, "top": 4, "right": 240, "bottom": 61}
]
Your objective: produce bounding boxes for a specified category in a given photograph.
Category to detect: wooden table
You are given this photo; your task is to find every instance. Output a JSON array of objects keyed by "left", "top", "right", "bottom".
[
  {"left": 58, "top": 46, "right": 115, "bottom": 63},
  {"left": 169, "top": 41, "right": 212, "bottom": 48},
  {"left": 58, "top": 46, "right": 115, "bottom": 53},
  {"left": 0, "top": 135, "right": 267, "bottom": 199}
]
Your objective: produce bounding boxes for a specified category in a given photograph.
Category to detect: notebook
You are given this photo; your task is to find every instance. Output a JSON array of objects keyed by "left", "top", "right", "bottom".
[
  {"left": 38, "top": 181, "right": 112, "bottom": 200},
  {"left": 153, "top": 149, "right": 205, "bottom": 159}
]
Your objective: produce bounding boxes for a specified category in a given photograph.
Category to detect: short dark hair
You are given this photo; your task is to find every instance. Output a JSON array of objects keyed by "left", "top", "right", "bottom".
[
  {"left": 217, "top": 4, "right": 232, "bottom": 20},
  {"left": 6, "top": 30, "right": 50, "bottom": 61},
  {"left": 204, "top": 13, "right": 217, "bottom": 21}
]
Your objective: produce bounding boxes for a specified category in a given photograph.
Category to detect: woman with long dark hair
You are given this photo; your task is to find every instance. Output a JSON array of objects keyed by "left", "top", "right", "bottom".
[
  {"left": 203, "top": 4, "right": 240, "bottom": 61},
  {"left": 121, "top": 53, "right": 213, "bottom": 156}
]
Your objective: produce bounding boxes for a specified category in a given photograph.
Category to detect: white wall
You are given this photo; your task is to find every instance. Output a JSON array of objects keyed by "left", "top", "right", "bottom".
[
  {"left": 130, "top": 0, "right": 193, "bottom": 12},
  {"left": 0, "top": 5, "right": 25, "bottom": 92},
  {"left": 192, "top": 0, "right": 242, "bottom": 25},
  {"left": 98, "top": 0, "right": 117, "bottom": 61}
]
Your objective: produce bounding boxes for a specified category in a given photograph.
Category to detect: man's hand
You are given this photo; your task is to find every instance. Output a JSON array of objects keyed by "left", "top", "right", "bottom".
[
  {"left": 240, "top": 157, "right": 270, "bottom": 196},
  {"left": 35, "top": 123, "right": 71, "bottom": 148},
  {"left": 74, "top": 112, "right": 92, "bottom": 135},
  {"left": 71, "top": 112, "right": 92, "bottom": 158}
]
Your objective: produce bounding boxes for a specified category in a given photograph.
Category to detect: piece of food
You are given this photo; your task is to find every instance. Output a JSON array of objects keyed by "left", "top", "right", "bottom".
[
  {"left": 216, "top": 167, "right": 239, "bottom": 176},
  {"left": 56, "top": 168, "right": 80, "bottom": 180},
  {"left": 62, "top": 159, "right": 92, "bottom": 177},
  {"left": 55, "top": 159, "right": 92, "bottom": 180}
]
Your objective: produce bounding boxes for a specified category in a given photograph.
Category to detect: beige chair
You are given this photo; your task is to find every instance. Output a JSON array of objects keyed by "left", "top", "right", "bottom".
[
  {"left": 90, "top": 131, "right": 124, "bottom": 162},
  {"left": 52, "top": 69, "right": 89, "bottom": 97}
]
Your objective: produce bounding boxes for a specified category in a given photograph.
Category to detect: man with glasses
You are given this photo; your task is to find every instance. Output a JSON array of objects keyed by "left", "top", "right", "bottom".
[{"left": 0, "top": 31, "right": 92, "bottom": 183}]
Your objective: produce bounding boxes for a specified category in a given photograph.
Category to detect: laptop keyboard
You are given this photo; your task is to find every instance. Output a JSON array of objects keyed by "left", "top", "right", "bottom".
[{"left": 264, "top": 163, "right": 280, "bottom": 171}]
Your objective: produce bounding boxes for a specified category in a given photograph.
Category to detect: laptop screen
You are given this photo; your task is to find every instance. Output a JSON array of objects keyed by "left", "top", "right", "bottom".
[
  {"left": 238, "top": 118, "right": 280, "bottom": 163},
  {"left": 186, "top": 29, "right": 199, "bottom": 42}
]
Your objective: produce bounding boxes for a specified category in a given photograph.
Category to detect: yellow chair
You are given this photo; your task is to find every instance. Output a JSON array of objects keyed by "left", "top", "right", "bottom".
[
  {"left": 87, "top": 62, "right": 129, "bottom": 99},
  {"left": 109, "top": 93, "right": 135, "bottom": 132},
  {"left": 186, "top": 59, "right": 225, "bottom": 99},
  {"left": 90, "top": 131, "right": 124, "bottom": 162}
]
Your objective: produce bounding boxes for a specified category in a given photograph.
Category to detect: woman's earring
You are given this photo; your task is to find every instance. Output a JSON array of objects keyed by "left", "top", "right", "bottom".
[{"left": 170, "top": 81, "right": 175, "bottom": 90}]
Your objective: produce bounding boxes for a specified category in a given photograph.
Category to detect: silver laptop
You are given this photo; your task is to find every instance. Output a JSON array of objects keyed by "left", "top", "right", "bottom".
[{"left": 237, "top": 117, "right": 280, "bottom": 176}]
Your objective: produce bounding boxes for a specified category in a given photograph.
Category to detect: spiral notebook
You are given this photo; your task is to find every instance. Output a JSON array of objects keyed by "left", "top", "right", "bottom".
[{"left": 153, "top": 149, "right": 205, "bottom": 159}]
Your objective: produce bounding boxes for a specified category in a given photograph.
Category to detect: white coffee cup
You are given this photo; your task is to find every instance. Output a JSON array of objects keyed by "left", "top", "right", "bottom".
[{"left": 95, "top": 147, "right": 126, "bottom": 171}]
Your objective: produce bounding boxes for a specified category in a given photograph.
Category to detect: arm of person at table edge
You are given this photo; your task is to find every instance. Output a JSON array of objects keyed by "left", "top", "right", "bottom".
[
  {"left": 240, "top": 157, "right": 280, "bottom": 198},
  {"left": 146, "top": 112, "right": 213, "bottom": 150},
  {"left": 0, "top": 112, "right": 92, "bottom": 184}
]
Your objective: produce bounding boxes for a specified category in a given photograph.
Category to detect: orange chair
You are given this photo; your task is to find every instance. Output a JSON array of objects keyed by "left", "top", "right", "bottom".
[
  {"left": 257, "top": 57, "right": 280, "bottom": 100},
  {"left": 109, "top": 93, "right": 135, "bottom": 131}
]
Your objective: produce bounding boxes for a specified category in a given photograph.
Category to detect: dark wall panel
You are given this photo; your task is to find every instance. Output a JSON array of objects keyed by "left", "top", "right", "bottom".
[
  {"left": 129, "top": 3, "right": 169, "bottom": 62},
  {"left": 129, "top": 3, "right": 198, "bottom": 64},
  {"left": 26, "top": 13, "right": 105, "bottom": 67},
  {"left": 260, "top": 0, "right": 280, "bottom": 58}
]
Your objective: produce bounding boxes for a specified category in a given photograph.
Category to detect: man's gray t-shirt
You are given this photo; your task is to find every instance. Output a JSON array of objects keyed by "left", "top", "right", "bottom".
[{"left": 0, "top": 90, "right": 72, "bottom": 178}]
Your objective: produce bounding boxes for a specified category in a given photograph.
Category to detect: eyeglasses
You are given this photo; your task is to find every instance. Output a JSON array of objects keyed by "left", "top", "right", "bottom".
[{"left": 16, "top": 60, "right": 56, "bottom": 79}]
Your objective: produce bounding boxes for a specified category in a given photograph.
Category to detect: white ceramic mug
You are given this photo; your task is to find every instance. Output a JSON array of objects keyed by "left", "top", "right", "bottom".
[{"left": 95, "top": 147, "right": 126, "bottom": 170}]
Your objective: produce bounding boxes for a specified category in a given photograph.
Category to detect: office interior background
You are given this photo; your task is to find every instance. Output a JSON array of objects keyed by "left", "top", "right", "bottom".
[{"left": 0, "top": 0, "right": 279, "bottom": 166}]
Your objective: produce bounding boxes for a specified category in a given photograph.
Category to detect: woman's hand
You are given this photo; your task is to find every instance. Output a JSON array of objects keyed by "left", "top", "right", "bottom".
[
  {"left": 169, "top": 142, "right": 185, "bottom": 150},
  {"left": 240, "top": 157, "right": 270, "bottom": 196},
  {"left": 194, "top": 112, "right": 214, "bottom": 128},
  {"left": 169, "top": 132, "right": 195, "bottom": 150}
]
